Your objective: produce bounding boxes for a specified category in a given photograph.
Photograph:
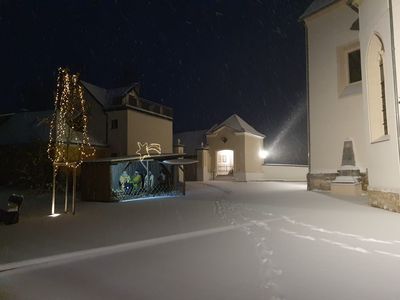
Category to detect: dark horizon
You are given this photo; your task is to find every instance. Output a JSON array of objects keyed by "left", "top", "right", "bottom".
[{"left": 0, "top": 0, "right": 312, "bottom": 164}]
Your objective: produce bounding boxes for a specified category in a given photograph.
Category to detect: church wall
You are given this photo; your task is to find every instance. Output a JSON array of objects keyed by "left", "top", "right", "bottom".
[
  {"left": 305, "top": 2, "right": 367, "bottom": 190},
  {"left": 359, "top": 0, "right": 400, "bottom": 194}
]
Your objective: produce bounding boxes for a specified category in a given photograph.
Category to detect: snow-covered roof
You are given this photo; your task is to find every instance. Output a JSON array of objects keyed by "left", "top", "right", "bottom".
[
  {"left": 81, "top": 80, "right": 139, "bottom": 108},
  {"left": 0, "top": 110, "right": 52, "bottom": 145},
  {"left": 80, "top": 81, "right": 108, "bottom": 107},
  {"left": 207, "top": 114, "right": 265, "bottom": 138},
  {"left": 0, "top": 110, "right": 107, "bottom": 146},
  {"left": 81, "top": 80, "right": 173, "bottom": 119},
  {"left": 300, "top": 0, "right": 339, "bottom": 20}
]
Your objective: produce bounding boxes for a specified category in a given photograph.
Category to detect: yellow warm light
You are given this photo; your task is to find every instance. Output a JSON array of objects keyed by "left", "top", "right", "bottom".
[
  {"left": 47, "top": 67, "right": 96, "bottom": 170},
  {"left": 258, "top": 149, "right": 269, "bottom": 159},
  {"left": 136, "top": 142, "right": 162, "bottom": 161},
  {"left": 48, "top": 213, "right": 61, "bottom": 218}
]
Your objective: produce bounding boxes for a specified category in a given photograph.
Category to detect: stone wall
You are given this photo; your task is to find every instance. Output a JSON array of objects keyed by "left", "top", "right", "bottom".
[
  {"left": 307, "top": 173, "right": 338, "bottom": 191},
  {"left": 369, "top": 190, "right": 400, "bottom": 213},
  {"left": 308, "top": 172, "right": 368, "bottom": 191}
]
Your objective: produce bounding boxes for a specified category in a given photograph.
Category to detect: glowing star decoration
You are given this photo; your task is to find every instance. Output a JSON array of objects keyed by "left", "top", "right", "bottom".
[
  {"left": 136, "top": 142, "right": 162, "bottom": 161},
  {"left": 47, "top": 67, "right": 96, "bottom": 169}
]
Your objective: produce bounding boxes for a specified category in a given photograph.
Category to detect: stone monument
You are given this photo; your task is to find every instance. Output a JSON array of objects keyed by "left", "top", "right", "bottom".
[{"left": 331, "top": 140, "right": 362, "bottom": 195}]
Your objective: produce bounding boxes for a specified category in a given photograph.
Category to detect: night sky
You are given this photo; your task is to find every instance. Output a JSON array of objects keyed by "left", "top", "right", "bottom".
[{"left": 0, "top": 0, "right": 312, "bottom": 164}]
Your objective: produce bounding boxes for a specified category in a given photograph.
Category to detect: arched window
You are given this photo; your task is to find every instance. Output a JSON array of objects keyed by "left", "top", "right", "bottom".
[
  {"left": 367, "top": 34, "right": 388, "bottom": 141},
  {"left": 379, "top": 55, "right": 388, "bottom": 135}
]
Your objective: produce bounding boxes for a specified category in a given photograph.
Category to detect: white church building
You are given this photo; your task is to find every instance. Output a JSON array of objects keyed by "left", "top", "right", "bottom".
[{"left": 302, "top": 0, "right": 400, "bottom": 211}]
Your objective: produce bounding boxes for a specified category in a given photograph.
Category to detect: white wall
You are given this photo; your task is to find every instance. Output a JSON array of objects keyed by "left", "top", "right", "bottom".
[
  {"left": 306, "top": 1, "right": 367, "bottom": 174},
  {"left": 394, "top": 0, "right": 400, "bottom": 105},
  {"left": 262, "top": 164, "right": 308, "bottom": 182},
  {"left": 394, "top": 0, "right": 400, "bottom": 115},
  {"left": 359, "top": 0, "right": 400, "bottom": 192}
]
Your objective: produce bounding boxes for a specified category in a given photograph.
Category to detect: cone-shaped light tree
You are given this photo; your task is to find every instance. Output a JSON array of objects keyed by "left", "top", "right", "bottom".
[
  {"left": 47, "top": 67, "right": 95, "bottom": 215},
  {"left": 47, "top": 67, "right": 95, "bottom": 168}
]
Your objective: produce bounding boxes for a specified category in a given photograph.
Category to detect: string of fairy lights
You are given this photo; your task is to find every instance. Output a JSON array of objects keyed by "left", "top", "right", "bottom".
[{"left": 47, "top": 67, "right": 95, "bottom": 169}]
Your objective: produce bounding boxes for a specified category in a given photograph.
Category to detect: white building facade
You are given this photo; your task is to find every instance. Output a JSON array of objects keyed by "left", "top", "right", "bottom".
[{"left": 303, "top": 0, "right": 400, "bottom": 211}]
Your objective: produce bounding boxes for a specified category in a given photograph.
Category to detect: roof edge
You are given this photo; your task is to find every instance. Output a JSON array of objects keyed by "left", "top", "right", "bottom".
[{"left": 299, "top": 0, "right": 341, "bottom": 21}]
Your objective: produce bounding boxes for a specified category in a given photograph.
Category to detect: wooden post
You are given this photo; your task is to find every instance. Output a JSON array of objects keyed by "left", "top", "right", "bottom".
[
  {"left": 179, "top": 166, "right": 185, "bottom": 195},
  {"left": 64, "top": 169, "right": 68, "bottom": 213},
  {"left": 72, "top": 167, "right": 76, "bottom": 215},
  {"left": 51, "top": 166, "right": 56, "bottom": 215}
]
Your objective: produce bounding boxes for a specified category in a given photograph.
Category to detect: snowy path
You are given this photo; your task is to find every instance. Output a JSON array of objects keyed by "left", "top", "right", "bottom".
[{"left": 2, "top": 181, "right": 400, "bottom": 299}]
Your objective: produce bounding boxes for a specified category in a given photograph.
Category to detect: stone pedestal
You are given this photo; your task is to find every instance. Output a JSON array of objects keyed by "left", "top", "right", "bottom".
[
  {"left": 331, "top": 176, "right": 362, "bottom": 196},
  {"left": 173, "top": 142, "right": 184, "bottom": 155},
  {"left": 330, "top": 140, "right": 362, "bottom": 196},
  {"left": 196, "top": 147, "right": 210, "bottom": 181},
  {"left": 173, "top": 142, "right": 184, "bottom": 182}
]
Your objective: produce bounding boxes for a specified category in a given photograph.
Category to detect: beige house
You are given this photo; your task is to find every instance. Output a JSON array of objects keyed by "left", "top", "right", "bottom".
[
  {"left": 197, "top": 114, "right": 266, "bottom": 181},
  {"left": 302, "top": 0, "right": 400, "bottom": 211},
  {"left": 81, "top": 81, "right": 173, "bottom": 157},
  {"left": 0, "top": 81, "right": 173, "bottom": 159}
]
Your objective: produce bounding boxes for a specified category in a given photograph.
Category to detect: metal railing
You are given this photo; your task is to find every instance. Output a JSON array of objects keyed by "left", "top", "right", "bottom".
[
  {"left": 217, "top": 165, "right": 233, "bottom": 175},
  {"left": 127, "top": 95, "right": 173, "bottom": 118}
]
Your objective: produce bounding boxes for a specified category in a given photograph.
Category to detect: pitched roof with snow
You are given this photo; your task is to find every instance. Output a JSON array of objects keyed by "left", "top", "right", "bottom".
[
  {"left": 0, "top": 111, "right": 52, "bottom": 145},
  {"left": 0, "top": 110, "right": 107, "bottom": 146},
  {"left": 81, "top": 80, "right": 173, "bottom": 119},
  {"left": 80, "top": 80, "right": 139, "bottom": 108},
  {"left": 300, "top": 0, "right": 339, "bottom": 20},
  {"left": 207, "top": 114, "right": 265, "bottom": 138}
]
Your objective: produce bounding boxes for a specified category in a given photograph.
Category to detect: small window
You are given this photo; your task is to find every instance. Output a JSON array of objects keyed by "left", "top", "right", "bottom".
[
  {"left": 111, "top": 119, "right": 118, "bottom": 129},
  {"left": 337, "top": 42, "right": 362, "bottom": 97},
  {"left": 348, "top": 49, "right": 362, "bottom": 83}
]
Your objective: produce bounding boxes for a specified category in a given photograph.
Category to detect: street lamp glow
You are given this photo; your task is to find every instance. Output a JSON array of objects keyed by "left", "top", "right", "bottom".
[{"left": 258, "top": 149, "right": 269, "bottom": 159}]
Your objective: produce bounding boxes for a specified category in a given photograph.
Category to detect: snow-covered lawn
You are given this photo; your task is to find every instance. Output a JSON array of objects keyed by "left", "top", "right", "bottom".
[{"left": 1, "top": 181, "right": 400, "bottom": 300}]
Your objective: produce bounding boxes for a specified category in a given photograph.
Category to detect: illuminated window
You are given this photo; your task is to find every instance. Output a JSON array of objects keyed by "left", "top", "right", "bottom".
[{"left": 111, "top": 119, "right": 118, "bottom": 129}]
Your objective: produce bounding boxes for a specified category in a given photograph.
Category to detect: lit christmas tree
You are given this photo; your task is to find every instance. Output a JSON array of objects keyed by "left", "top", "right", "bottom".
[
  {"left": 47, "top": 67, "right": 95, "bottom": 215},
  {"left": 48, "top": 67, "right": 95, "bottom": 167}
]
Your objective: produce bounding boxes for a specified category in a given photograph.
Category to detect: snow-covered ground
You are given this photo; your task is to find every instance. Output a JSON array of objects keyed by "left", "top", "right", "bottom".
[{"left": 1, "top": 181, "right": 400, "bottom": 300}]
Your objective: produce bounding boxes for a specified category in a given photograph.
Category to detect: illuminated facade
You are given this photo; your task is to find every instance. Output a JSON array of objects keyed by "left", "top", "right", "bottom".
[
  {"left": 81, "top": 81, "right": 173, "bottom": 157},
  {"left": 176, "top": 114, "right": 266, "bottom": 182},
  {"left": 81, "top": 154, "right": 184, "bottom": 202},
  {"left": 0, "top": 80, "right": 173, "bottom": 159},
  {"left": 78, "top": 82, "right": 176, "bottom": 202},
  {"left": 303, "top": 0, "right": 400, "bottom": 211}
]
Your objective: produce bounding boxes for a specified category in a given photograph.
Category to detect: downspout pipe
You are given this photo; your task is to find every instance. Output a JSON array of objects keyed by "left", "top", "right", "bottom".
[
  {"left": 388, "top": 0, "right": 400, "bottom": 170},
  {"left": 304, "top": 22, "right": 311, "bottom": 187}
]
